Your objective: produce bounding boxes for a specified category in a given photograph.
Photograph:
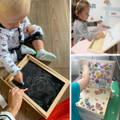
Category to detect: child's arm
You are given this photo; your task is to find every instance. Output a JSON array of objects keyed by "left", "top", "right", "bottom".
[
  {"left": 7, "top": 88, "right": 28, "bottom": 117},
  {"left": 77, "top": 22, "right": 105, "bottom": 40},
  {"left": 23, "top": 17, "right": 44, "bottom": 40},
  {"left": 74, "top": 22, "right": 96, "bottom": 40},
  {"left": 0, "top": 88, "right": 27, "bottom": 120},
  {"left": 71, "top": 62, "right": 89, "bottom": 104},
  {"left": 78, "top": 26, "right": 95, "bottom": 40},
  {"left": 0, "top": 32, "right": 22, "bottom": 82},
  {"left": 87, "top": 20, "right": 103, "bottom": 27},
  {"left": 77, "top": 62, "right": 89, "bottom": 91}
]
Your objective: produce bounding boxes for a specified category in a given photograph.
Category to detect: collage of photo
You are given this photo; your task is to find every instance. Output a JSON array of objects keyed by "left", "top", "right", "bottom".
[{"left": 0, "top": 0, "right": 120, "bottom": 120}]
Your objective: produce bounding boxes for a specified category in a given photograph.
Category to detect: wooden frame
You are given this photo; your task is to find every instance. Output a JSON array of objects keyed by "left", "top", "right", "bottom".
[
  {"left": 77, "top": 87, "right": 111, "bottom": 119},
  {"left": 88, "top": 38, "right": 105, "bottom": 54},
  {"left": 77, "top": 58, "right": 115, "bottom": 119},
  {"left": 88, "top": 32, "right": 118, "bottom": 53},
  {"left": 5, "top": 55, "right": 69, "bottom": 118},
  {"left": 88, "top": 31, "right": 107, "bottom": 54}
]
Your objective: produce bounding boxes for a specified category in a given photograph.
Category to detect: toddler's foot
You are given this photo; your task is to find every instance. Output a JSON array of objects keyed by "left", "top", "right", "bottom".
[
  {"left": 20, "top": 45, "right": 36, "bottom": 55},
  {"left": 36, "top": 49, "right": 56, "bottom": 62}
]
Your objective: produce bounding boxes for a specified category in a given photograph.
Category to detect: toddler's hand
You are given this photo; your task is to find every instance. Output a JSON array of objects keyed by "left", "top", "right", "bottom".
[
  {"left": 24, "top": 25, "right": 35, "bottom": 34},
  {"left": 7, "top": 87, "right": 28, "bottom": 116},
  {"left": 95, "top": 32, "right": 105, "bottom": 39},
  {"left": 96, "top": 20, "right": 103, "bottom": 25},
  {"left": 14, "top": 71, "right": 23, "bottom": 83}
]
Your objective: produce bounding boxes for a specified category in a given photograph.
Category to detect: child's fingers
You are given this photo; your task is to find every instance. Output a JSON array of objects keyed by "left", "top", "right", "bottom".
[
  {"left": 12, "top": 87, "right": 20, "bottom": 93},
  {"left": 9, "top": 87, "right": 19, "bottom": 95},
  {"left": 17, "top": 88, "right": 28, "bottom": 97},
  {"left": 23, "top": 88, "right": 28, "bottom": 92}
]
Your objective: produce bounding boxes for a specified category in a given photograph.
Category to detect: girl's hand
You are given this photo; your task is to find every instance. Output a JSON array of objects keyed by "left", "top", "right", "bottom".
[
  {"left": 80, "top": 59, "right": 89, "bottom": 75},
  {"left": 96, "top": 20, "right": 103, "bottom": 25},
  {"left": 78, "top": 60, "right": 89, "bottom": 91},
  {"left": 24, "top": 25, "right": 35, "bottom": 34},
  {"left": 95, "top": 32, "right": 105, "bottom": 39},
  {"left": 14, "top": 71, "right": 23, "bottom": 83},
  {"left": 7, "top": 87, "right": 28, "bottom": 116}
]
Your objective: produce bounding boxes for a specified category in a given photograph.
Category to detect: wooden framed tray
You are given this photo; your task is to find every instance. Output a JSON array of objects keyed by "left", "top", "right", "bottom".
[
  {"left": 5, "top": 55, "right": 69, "bottom": 118},
  {"left": 77, "top": 58, "right": 115, "bottom": 120},
  {"left": 88, "top": 23, "right": 120, "bottom": 53}
]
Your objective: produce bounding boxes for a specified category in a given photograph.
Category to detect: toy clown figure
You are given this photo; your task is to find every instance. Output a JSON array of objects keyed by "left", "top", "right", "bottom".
[{"left": 0, "top": 0, "right": 56, "bottom": 83}]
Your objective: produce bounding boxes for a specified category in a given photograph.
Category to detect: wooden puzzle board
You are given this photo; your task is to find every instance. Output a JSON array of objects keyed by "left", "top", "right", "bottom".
[
  {"left": 88, "top": 23, "right": 120, "bottom": 53},
  {"left": 88, "top": 36, "right": 105, "bottom": 53},
  {"left": 76, "top": 87, "right": 111, "bottom": 118},
  {"left": 79, "top": 59, "right": 115, "bottom": 89}
]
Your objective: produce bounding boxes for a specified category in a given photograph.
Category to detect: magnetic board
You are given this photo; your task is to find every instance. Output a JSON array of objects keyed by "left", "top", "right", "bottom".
[
  {"left": 88, "top": 23, "right": 120, "bottom": 53},
  {"left": 77, "top": 59, "right": 115, "bottom": 119},
  {"left": 88, "top": 36, "right": 105, "bottom": 53},
  {"left": 6, "top": 55, "right": 69, "bottom": 118},
  {"left": 12, "top": 61, "right": 64, "bottom": 111},
  {"left": 76, "top": 87, "right": 111, "bottom": 119}
]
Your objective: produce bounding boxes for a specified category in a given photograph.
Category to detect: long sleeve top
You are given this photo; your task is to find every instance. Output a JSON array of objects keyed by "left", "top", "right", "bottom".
[
  {"left": 0, "top": 17, "right": 44, "bottom": 75},
  {"left": 72, "top": 19, "right": 97, "bottom": 43}
]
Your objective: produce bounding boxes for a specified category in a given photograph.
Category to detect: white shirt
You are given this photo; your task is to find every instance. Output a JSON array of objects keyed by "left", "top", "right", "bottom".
[{"left": 0, "top": 111, "right": 15, "bottom": 120}]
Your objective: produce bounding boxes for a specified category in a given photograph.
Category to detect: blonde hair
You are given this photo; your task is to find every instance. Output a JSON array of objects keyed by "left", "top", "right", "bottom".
[
  {"left": 72, "top": 0, "right": 90, "bottom": 22},
  {"left": 75, "top": 0, "right": 90, "bottom": 15},
  {"left": 0, "top": 0, "right": 31, "bottom": 17}
]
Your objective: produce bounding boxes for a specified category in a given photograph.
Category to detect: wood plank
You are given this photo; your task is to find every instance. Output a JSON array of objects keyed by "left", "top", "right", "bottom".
[{"left": 30, "top": 0, "right": 70, "bottom": 78}]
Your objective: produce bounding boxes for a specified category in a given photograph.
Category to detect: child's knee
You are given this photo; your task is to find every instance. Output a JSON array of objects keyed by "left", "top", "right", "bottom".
[
  {"left": 31, "top": 32, "right": 44, "bottom": 41},
  {"left": 32, "top": 25, "right": 44, "bottom": 36}
]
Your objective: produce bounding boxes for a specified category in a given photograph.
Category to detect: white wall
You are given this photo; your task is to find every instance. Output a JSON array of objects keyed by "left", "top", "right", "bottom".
[{"left": 88, "top": 0, "right": 120, "bottom": 28}]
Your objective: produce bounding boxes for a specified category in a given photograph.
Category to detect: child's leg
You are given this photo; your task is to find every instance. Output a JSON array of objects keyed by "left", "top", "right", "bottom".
[
  {"left": 32, "top": 40, "right": 44, "bottom": 50},
  {"left": 32, "top": 40, "right": 56, "bottom": 62}
]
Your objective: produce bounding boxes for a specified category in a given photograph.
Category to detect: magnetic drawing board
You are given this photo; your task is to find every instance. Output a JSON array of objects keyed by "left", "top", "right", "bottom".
[
  {"left": 6, "top": 55, "right": 69, "bottom": 118},
  {"left": 12, "top": 61, "right": 64, "bottom": 111}
]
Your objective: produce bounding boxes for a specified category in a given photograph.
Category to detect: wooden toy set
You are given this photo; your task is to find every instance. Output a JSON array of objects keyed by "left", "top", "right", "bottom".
[
  {"left": 88, "top": 23, "right": 120, "bottom": 53},
  {"left": 76, "top": 59, "right": 115, "bottom": 120},
  {"left": 3, "top": 55, "right": 69, "bottom": 118}
]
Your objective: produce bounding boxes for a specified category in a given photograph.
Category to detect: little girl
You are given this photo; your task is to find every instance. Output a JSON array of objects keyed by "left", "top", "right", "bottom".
[
  {"left": 0, "top": 0, "right": 56, "bottom": 83},
  {"left": 72, "top": 0, "right": 103, "bottom": 44}
]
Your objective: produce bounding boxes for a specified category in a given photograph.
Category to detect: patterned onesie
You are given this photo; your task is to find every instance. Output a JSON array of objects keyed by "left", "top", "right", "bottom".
[
  {"left": 72, "top": 19, "right": 97, "bottom": 43},
  {"left": 0, "top": 17, "right": 44, "bottom": 75}
]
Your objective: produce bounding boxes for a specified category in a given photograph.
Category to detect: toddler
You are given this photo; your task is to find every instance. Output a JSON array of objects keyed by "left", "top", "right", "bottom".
[
  {"left": 0, "top": 0, "right": 56, "bottom": 83},
  {"left": 72, "top": 0, "right": 104, "bottom": 44}
]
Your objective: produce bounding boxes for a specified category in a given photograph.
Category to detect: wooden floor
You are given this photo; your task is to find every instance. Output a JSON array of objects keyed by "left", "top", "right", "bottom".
[
  {"left": 30, "top": 0, "right": 70, "bottom": 79},
  {"left": 0, "top": 0, "right": 70, "bottom": 120}
]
